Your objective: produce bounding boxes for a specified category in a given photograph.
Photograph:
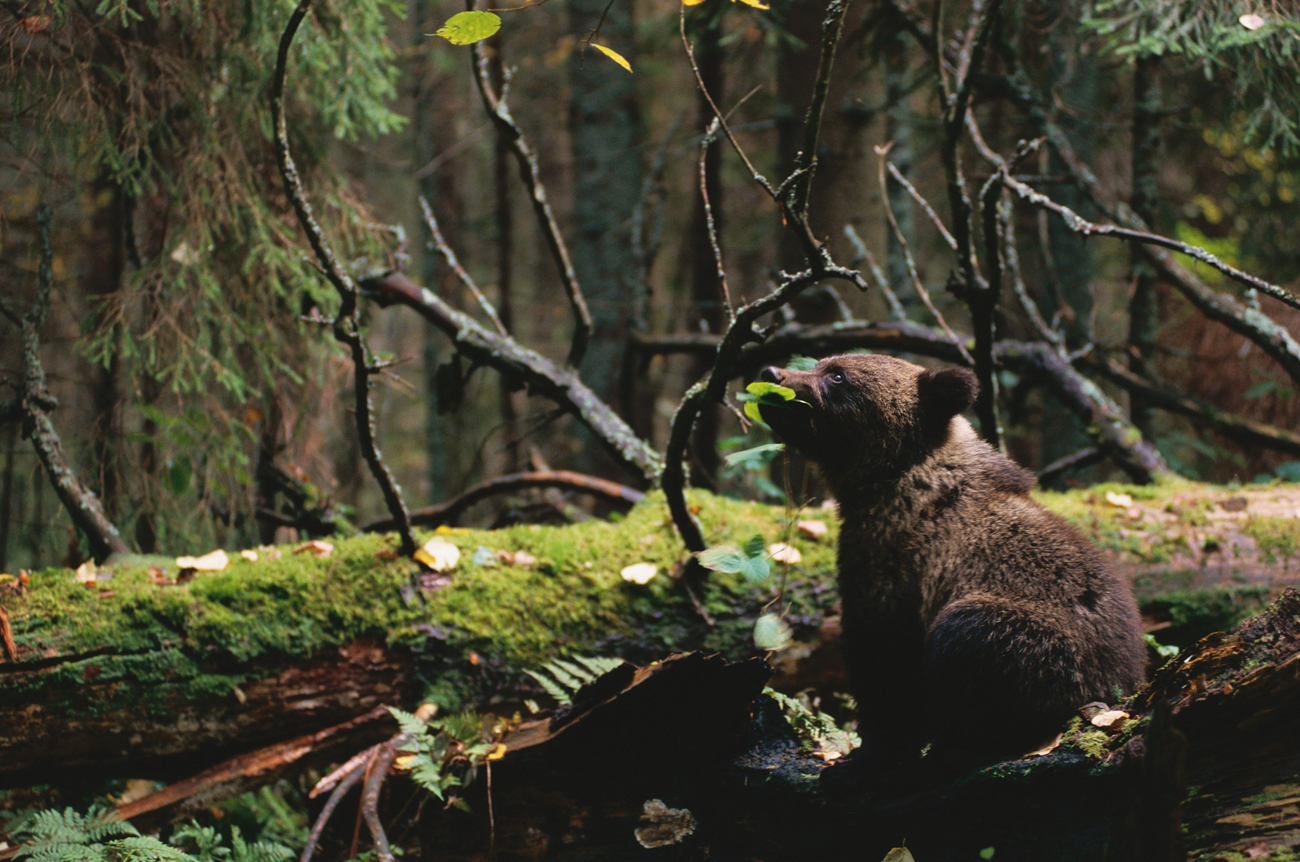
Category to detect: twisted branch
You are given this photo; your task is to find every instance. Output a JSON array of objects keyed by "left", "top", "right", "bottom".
[{"left": 270, "top": 0, "right": 416, "bottom": 556}]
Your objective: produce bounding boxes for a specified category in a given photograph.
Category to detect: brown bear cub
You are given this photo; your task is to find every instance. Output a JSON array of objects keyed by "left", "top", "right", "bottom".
[{"left": 759, "top": 353, "right": 1146, "bottom": 766}]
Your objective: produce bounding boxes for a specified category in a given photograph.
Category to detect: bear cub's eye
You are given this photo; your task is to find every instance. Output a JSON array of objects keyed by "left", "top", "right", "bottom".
[{"left": 828, "top": 371, "right": 845, "bottom": 384}]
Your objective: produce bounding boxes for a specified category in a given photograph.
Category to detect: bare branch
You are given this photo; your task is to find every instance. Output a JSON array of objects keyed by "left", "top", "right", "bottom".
[
  {"left": 418, "top": 196, "right": 506, "bottom": 335},
  {"left": 842, "top": 224, "right": 906, "bottom": 320},
  {"left": 363, "top": 271, "right": 662, "bottom": 484},
  {"left": 698, "top": 119, "right": 733, "bottom": 323},
  {"left": 1089, "top": 359, "right": 1300, "bottom": 460},
  {"left": 270, "top": 0, "right": 416, "bottom": 556},
  {"left": 790, "top": 0, "right": 851, "bottom": 217},
  {"left": 888, "top": 161, "right": 957, "bottom": 251},
  {"left": 363, "top": 470, "right": 645, "bottom": 532},
  {"left": 471, "top": 43, "right": 592, "bottom": 367},
  {"left": 876, "top": 144, "right": 973, "bottom": 364},
  {"left": 9, "top": 204, "right": 129, "bottom": 562},
  {"left": 1000, "top": 161, "right": 1300, "bottom": 386}
]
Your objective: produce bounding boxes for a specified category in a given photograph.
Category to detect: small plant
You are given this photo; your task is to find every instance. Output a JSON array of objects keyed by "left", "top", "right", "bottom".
[
  {"left": 387, "top": 708, "right": 495, "bottom": 804},
  {"left": 524, "top": 655, "right": 627, "bottom": 706},
  {"left": 764, "top": 688, "right": 860, "bottom": 761},
  {"left": 2, "top": 807, "right": 292, "bottom": 862}
]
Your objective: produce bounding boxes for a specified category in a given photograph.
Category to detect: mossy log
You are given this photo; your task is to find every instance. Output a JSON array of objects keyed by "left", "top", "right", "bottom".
[{"left": 0, "top": 493, "right": 833, "bottom": 788}]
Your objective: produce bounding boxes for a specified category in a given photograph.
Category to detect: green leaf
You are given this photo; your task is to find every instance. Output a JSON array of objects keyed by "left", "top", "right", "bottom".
[
  {"left": 696, "top": 542, "right": 746, "bottom": 573},
  {"left": 1242, "top": 380, "right": 1276, "bottom": 400},
  {"left": 753, "top": 612, "right": 792, "bottom": 650},
  {"left": 744, "top": 381, "right": 797, "bottom": 400},
  {"left": 1275, "top": 462, "right": 1300, "bottom": 482},
  {"left": 740, "top": 553, "right": 771, "bottom": 583},
  {"left": 743, "top": 534, "right": 766, "bottom": 557},
  {"left": 723, "top": 442, "right": 786, "bottom": 467},
  {"left": 434, "top": 11, "right": 501, "bottom": 46}
]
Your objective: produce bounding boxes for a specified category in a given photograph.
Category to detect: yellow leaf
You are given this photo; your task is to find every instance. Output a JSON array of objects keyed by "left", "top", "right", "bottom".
[
  {"left": 487, "top": 743, "right": 508, "bottom": 760},
  {"left": 74, "top": 561, "right": 98, "bottom": 584},
  {"left": 681, "top": 0, "right": 708, "bottom": 5},
  {"left": 592, "top": 43, "right": 632, "bottom": 72},
  {"left": 733, "top": 0, "right": 770, "bottom": 8},
  {"left": 240, "top": 549, "right": 259, "bottom": 562}
]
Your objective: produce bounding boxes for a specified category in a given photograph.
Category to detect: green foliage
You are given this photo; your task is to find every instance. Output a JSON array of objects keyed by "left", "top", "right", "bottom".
[
  {"left": 525, "top": 655, "right": 627, "bottom": 705},
  {"left": 763, "top": 688, "right": 859, "bottom": 759},
  {"left": 385, "top": 707, "right": 493, "bottom": 803},
  {"left": 2, "top": 808, "right": 291, "bottom": 862},
  {"left": 752, "top": 612, "right": 792, "bottom": 650},
  {"left": 4, "top": 0, "right": 411, "bottom": 554},
  {"left": 1082, "top": 0, "right": 1300, "bottom": 154},
  {"left": 696, "top": 535, "right": 771, "bottom": 584}
]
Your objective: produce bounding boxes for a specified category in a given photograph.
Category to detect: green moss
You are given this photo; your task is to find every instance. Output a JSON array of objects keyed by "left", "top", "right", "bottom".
[
  {"left": 1, "top": 492, "right": 841, "bottom": 714},
  {"left": 1242, "top": 517, "right": 1300, "bottom": 566}
]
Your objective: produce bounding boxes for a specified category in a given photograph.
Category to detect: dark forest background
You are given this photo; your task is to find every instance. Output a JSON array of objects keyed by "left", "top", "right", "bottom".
[{"left": 3, "top": 0, "right": 1299, "bottom": 571}]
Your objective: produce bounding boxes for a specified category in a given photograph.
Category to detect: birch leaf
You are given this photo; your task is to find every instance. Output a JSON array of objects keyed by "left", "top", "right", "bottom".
[
  {"left": 434, "top": 11, "right": 501, "bottom": 45},
  {"left": 592, "top": 43, "right": 632, "bottom": 72}
]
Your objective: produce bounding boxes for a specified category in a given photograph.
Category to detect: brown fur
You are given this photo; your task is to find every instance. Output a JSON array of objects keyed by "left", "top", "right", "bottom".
[{"left": 760, "top": 354, "right": 1146, "bottom": 763}]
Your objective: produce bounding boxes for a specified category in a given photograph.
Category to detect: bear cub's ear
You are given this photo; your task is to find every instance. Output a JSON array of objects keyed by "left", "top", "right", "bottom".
[{"left": 918, "top": 367, "right": 979, "bottom": 425}]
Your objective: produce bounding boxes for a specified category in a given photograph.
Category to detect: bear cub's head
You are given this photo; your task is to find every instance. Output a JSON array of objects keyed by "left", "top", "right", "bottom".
[{"left": 758, "top": 354, "right": 978, "bottom": 479}]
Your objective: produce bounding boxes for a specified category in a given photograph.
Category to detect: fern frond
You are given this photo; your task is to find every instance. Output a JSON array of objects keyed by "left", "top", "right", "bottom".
[
  {"left": 524, "top": 668, "right": 572, "bottom": 705},
  {"left": 573, "top": 655, "right": 624, "bottom": 677},
  {"left": 541, "top": 660, "right": 584, "bottom": 692}
]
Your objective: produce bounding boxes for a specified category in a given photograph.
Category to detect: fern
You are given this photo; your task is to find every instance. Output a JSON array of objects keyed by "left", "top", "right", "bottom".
[
  {"left": 526, "top": 655, "right": 628, "bottom": 706},
  {"left": 5, "top": 807, "right": 292, "bottom": 862}
]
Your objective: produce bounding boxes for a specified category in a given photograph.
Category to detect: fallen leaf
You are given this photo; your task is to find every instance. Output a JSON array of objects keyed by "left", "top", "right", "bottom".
[
  {"left": 1027, "top": 733, "right": 1063, "bottom": 756},
  {"left": 768, "top": 543, "right": 802, "bottom": 564},
  {"left": 882, "top": 848, "right": 916, "bottom": 862},
  {"left": 1104, "top": 491, "right": 1133, "bottom": 508},
  {"left": 74, "top": 561, "right": 98, "bottom": 584},
  {"left": 292, "top": 540, "right": 333, "bottom": 559},
  {"left": 797, "top": 519, "right": 828, "bottom": 539},
  {"left": 1239, "top": 13, "right": 1266, "bottom": 29},
  {"left": 240, "top": 549, "right": 259, "bottom": 562},
  {"left": 416, "top": 537, "right": 460, "bottom": 572},
  {"left": 176, "top": 549, "right": 230, "bottom": 571},
  {"left": 1090, "top": 709, "right": 1130, "bottom": 731},
  {"left": 496, "top": 550, "right": 537, "bottom": 567},
  {"left": 621, "top": 563, "right": 658, "bottom": 584},
  {"left": 487, "top": 743, "right": 507, "bottom": 760}
]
